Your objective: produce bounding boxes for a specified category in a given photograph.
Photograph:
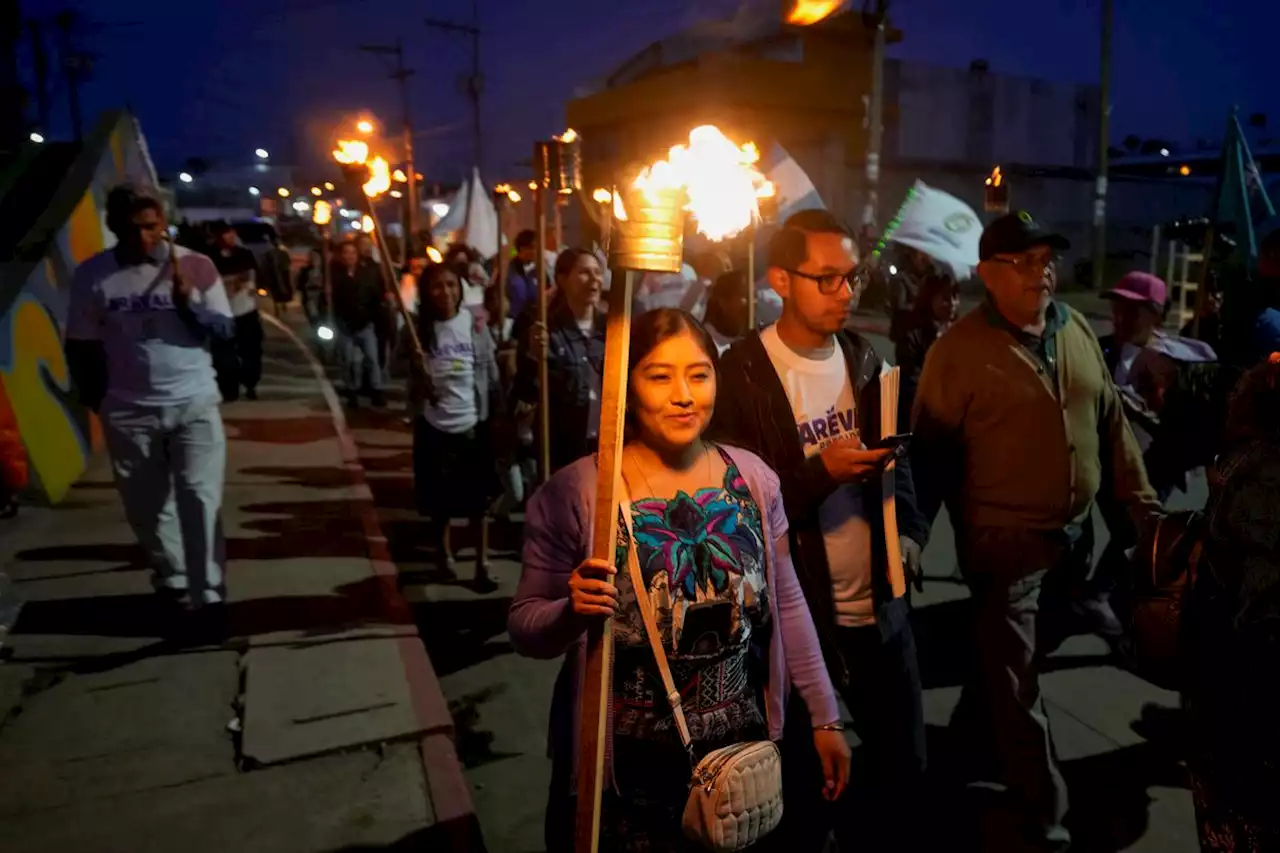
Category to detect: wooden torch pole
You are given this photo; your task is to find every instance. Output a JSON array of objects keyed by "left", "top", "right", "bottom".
[
  {"left": 361, "top": 194, "right": 430, "bottom": 376},
  {"left": 574, "top": 187, "right": 685, "bottom": 853},
  {"left": 534, "top": 142, "right": 552, "bottom": 484}
]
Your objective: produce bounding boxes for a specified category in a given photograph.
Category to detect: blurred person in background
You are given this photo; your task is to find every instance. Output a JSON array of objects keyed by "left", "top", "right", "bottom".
[
  {"left": 209, "top": 222, "right": 262, "bottom": 400},
  {"left": 507, "top": 230, "right": 547, "bottom": 321},
  {"left": 331, "top": 240, "right": 386, "bottom": 408},
  {"left": 410, "top": 263, "right": 501, "bottom": 591},
  {"left": 701, "top": 270, "right": 750, "bottom": 354},
  {"left": 895, "top": 272, "right": 960, "bottom": 428},
  {"left": 886, "top": 245, "right": 938, "bottom": 348},
  {"left": 1182, "top": 271, "right": 1225, "bottom": 355},
  {"left": 259, "top": 234, "right": 294, "bottom": 317},
  {"left": 514, "top": 247, "right": 607, "bottom": 477}
]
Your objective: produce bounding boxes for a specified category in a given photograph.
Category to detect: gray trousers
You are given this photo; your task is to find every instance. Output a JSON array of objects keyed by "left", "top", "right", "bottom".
[
  {"left": 102, "top": 396, "right": 227, "bottom": 605},
  {"left": 952, "top": 525, "right": 1088, "bottom": 849},
  {"left": 338, "top": 325, "right": 383, "bottom": 393}
]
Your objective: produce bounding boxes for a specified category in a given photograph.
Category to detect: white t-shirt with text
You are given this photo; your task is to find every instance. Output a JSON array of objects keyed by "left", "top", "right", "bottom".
[
  {"left": 423, "top": 312, "right": 478, "bottom": 434},
  {"left": 760, "top": 324, "right": 876, "bottom": 627}
]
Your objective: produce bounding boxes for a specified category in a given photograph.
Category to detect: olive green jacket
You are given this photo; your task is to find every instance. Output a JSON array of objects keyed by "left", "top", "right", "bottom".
[{"left": 910, "top": 299, "right": 1161, "bottom": 534}]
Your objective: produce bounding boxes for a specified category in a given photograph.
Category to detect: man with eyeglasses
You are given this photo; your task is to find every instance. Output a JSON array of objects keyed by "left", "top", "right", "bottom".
[
  {"left": 710, "top": 209, "right": 931, "bottom": 850},
  {"left": 911, "top": 211, "right": 1161, "bottom": 852}
]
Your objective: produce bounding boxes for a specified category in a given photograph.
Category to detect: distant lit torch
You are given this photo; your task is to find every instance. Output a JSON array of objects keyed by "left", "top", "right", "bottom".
[{"left": 332, "top": 133, "right": 429, "bottom": 377}]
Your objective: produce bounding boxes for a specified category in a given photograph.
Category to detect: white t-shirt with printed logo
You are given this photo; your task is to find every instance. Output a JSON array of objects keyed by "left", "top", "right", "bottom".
[
  {"left": 422, "top": 312, "right": 478, "bottom": 434},
  {"left": 760, "top": 324, "right": 876, "bottom": 627}
]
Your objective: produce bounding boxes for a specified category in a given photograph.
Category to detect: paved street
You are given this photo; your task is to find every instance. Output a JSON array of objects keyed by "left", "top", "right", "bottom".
[
  {"left": 0, "top": 310, "right": 472, "bottom": 853},
  {"left": 346, "top": 316, "right": 1206, "bottom": 853}
]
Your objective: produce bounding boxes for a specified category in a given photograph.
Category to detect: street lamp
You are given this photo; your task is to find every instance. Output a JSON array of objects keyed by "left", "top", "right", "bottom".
[
  {"left": 249, "top": 186, "right": 260, "bottom": 196},
  {"left": 255, "top": 148, "right": 270, "bottom": 159},
  {"left": 179, "top": 172, "right": 193, "bottom": 183},
  {"left": 324, "top": 182, "right": 336, "bottom": 191},
  {"left": 311, "top": 187, "right": 322, "bottom": 196},
  {"left": 276, "top": 187, "right": 289, "bottom": 198},
  {"left": 29, "top": 132, "right": 44, "bottom": 144}
]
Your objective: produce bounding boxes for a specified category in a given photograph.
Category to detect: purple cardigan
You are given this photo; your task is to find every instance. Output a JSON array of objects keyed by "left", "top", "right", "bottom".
[{"left": 508, "top": 444, "right": 840, "bottom": 791}]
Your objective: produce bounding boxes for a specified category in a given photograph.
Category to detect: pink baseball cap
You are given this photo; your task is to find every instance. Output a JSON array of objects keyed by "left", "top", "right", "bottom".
[{"left": 1104, "top": 272, "right": 1167, "bottom": 307}]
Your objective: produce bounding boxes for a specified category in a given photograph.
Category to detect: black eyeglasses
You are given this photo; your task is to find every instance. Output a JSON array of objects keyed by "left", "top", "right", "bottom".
[
  {"left": 782, "top": 266, "right": 867, "bottom": 295},
  {"left": 988, "top": 253, "right": 1062, "bottom": 274}
]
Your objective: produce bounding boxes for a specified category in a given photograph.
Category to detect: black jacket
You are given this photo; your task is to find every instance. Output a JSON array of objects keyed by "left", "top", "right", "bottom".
[
  {"left": 708, "top": 329, "right": 930, "bottom": 684},
  {"left": 330, "top": 261, "right": 383, "bottom": 334}
]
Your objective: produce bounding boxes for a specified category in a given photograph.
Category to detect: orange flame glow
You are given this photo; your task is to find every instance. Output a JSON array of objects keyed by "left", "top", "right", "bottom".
[
  {"left": 985, "top": 165, "right": 1003, "bottom": 187},
  {"left": 312, "top": 200, "right": 332, "bottom": 226},
  {"left": 629, "top": 125, "right": 773, "bottom": 241},
  {"left": 393, "top": 168, "right": 408, "bottom": 182},
  {"left": 363, "top": 156, "right": 391, "bottom": 197},
  {"left": 592, "top": 188, "right": 613, "bottom": 204},
  {"left": 785, "top": 0, "right": 843, "bottom": 26},
  {"left": 333, "top": 139, "right": 369, "bottom": 165},
  {"left": 361, "top": 214, "right": 375, "bottom": 233},
  {"left": 557, "top": 128, "right": 579, "bottom": 144}
]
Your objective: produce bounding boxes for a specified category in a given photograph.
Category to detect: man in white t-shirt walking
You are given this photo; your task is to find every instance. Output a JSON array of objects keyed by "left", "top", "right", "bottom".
[
  {"left": 65, "top": 186, "right": 236, "bottom": 620},
  {"left": 710, "top": 209, "right": 931, "bottom": 850}
]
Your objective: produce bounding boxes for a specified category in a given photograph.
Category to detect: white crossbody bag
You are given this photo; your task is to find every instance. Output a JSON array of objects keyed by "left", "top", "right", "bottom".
[{"left": 619, "top": 496, "right": 784, "bottom": 852}]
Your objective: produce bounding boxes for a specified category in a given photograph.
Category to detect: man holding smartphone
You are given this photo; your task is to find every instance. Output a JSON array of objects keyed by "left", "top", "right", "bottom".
[{"left": 709, "top": 209, "right": 930, "bottom": 850}]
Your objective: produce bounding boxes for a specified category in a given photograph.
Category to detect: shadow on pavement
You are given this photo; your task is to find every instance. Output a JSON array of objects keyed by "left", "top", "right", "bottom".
[
  {"left": 323, "top": 815, "right": 488, "bottom": 853},
  {"left": 222, "top": 415, "right": 339, "bottom": 444},
  {"left": 413, "top": 596, "right": 514, "bottom": 678}
]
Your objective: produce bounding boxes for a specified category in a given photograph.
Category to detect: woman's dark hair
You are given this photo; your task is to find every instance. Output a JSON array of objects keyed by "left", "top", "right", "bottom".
[
  {"left": 105, "top": 184, "right": 163, "bottom": 236},
  {"left": 1224, "top": 356, "right": 1280, "bottom": 445},
  {"left": 702, "top": 270, "right": 747, "bottom": 334},
  {"left": 417, "top": 263, "right": 465, "bottom": 355},
  {"left": 515, "top": 229, "right": 537, "bottom": 251},
  {"left": 625, "top": 309, "right": 719, "bottom": 441},
  {"left": 913, "top": 272, "right": 959, "bottom": 315},
  {"left": 554, "top": 246, "right": 594, "bottom": 282}
]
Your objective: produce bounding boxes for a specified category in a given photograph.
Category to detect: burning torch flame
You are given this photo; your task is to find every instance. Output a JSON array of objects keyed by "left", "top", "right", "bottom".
[
  {"left": 496, "top": 183, "right": 523, "bottom": 203},
  {"left": 785, "top": 0, "right": 844, "bottom": 25},
  {"left": 363, "top": 156, "right": 392, "bottom": 197},
  {"left": 985, "top": 165, "right": 1003, "bottom": 188},
  {"left": 592, "top": 188, "right": 613, "bottom": 204},
  {"left": 333, "top": 139, "right": 369, "bottom": 165},
  {"left": 360, "top": 214, "right": 375, "bottom": 233},
  {"left": 426, "top": 246, "right": 443, "bottom": 263},
  {"left": 393, "top": 168, "right": 408, "bottom": 183},
  {"left": 629, "top": 125, "right": 774, "bottom": 241},
  {"left": 557, "top": 128, "right": 579, "bottom": 144},
  {"left": 313, "top": 199, "right": 332, "bottom": 226}
]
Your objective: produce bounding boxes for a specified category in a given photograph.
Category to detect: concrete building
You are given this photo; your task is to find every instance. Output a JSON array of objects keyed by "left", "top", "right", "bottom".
[{"left": 565, "top": 3, "right": 1214, "bottom": 283}]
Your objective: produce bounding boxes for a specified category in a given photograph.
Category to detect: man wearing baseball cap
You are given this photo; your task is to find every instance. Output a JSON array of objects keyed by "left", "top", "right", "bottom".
[{"left": 910, "top": 211, "right": 1161, "bottom": 851}]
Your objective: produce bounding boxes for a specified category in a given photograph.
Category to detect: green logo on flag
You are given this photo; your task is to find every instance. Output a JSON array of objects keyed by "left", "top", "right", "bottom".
[{"left": 944, "top": 213, "right": 975, "bottom": 233}]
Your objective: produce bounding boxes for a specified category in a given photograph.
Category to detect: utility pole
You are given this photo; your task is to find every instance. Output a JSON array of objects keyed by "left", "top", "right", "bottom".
[
  {"left": 54, "top": 9, "right": 89, "bottom": 140},
  {"left": 861, "top": 0, "right": 888, "bottom": 229},
  {"left": 1, "top": 0, "right": 24, "bottom": 149},
  {"left": 425, "top": 3, "right": 482, "bottom": 243},
  {"left": 360, "top": 40, "right": 419, "bottom": 255},
  {"left": 1092, "top": 0, "right": 1113, "bottom": 290},
  {"left": 28, "top": 17, "right": 50, "bottom": 131}
]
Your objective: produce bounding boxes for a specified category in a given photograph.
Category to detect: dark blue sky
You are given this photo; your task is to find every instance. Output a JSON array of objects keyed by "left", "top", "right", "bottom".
[{"left": 30, "top": 0, "right": 1280, "bottom": 181}]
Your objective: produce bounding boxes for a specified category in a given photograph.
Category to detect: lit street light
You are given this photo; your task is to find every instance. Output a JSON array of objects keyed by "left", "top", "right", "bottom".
[
  {"left": 179, "top": 172, "right": 193, "bottom": 183},
  {"left": 29, "top": 132, "right": 44, "bottom": 143},
  {"left": 390, "top": 190, "right": 403, "bottom": 198},
  {"left": 249, "top": 186, "right": 261, "bottom": 196},
  {"left": 324, "top": 182, "right": 336, "bottom": 191},
  {"left": 277, "top": 187, "right": 290, "bottom": 198},
  {"left": 311, "top": 187, "right": 322, "bottom": 196},
  {"left": 431, "top": 202, "right": 449, "bottom": 217},
  {"left": 255, "top": 148, "right": 270, "bottom": 159}
]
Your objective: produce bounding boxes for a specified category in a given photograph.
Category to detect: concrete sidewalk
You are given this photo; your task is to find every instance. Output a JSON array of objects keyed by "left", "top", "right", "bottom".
[{"left": 0, "top": 310, "right": 475, "bottom": 853}]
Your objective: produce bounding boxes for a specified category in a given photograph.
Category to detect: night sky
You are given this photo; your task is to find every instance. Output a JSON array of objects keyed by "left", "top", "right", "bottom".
[{"left": 27, "top": 0, "right": 1280, "bottom": 180}]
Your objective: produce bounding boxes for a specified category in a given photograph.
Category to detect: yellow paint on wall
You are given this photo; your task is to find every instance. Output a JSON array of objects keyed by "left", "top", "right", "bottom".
[
  {"left": 0, "top": 298, "right": 87, "bottom": 503},
  {"left": 67, "top": 190, "right": 105, "bottom": 264}
]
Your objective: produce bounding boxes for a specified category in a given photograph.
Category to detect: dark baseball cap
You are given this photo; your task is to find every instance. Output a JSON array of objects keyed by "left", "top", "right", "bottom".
[{"left": 979, "top": 210, "right": 1070, "bottom": 261}]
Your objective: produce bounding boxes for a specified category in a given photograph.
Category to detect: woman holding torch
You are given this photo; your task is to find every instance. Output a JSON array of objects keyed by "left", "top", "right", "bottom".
[{"left": 509, "top": 308, "right": 849, "bottom": 852}]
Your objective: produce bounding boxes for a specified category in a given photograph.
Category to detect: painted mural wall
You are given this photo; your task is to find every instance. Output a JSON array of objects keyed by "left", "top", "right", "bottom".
[{"left": 0, "top": 112, "right": 157, "bottom": 504}]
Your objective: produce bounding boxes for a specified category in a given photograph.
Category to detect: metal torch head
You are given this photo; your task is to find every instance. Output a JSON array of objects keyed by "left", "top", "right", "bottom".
[
  {"left": 555, "top": 138, "right": 582, "bottom": 194},
  {"left": 610, "top": 186, "right": 686, "bottom": 273}
]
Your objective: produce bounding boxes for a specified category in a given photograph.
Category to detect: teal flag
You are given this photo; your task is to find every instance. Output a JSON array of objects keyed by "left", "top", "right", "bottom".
[{"left": 1213, "top": 109, "right": 1276, "bottom": 265}]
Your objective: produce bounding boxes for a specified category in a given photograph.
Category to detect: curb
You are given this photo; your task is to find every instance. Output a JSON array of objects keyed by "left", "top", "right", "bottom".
[{"left": 261, "top": 313, "right": 479, "bottom": 845}]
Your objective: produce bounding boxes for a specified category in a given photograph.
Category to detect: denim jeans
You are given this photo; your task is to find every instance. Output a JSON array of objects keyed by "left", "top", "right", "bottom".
[
  {"left": 339, "top": 325, "right": 383, "bottom": 393},
  {"left": 101, "top": 396, "right": 227, "bottom": 605}
]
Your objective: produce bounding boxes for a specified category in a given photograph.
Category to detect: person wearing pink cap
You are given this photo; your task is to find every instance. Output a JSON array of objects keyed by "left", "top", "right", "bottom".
[{"left": 1099, "top": 271, "right": 1168, "bottom": 387}]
